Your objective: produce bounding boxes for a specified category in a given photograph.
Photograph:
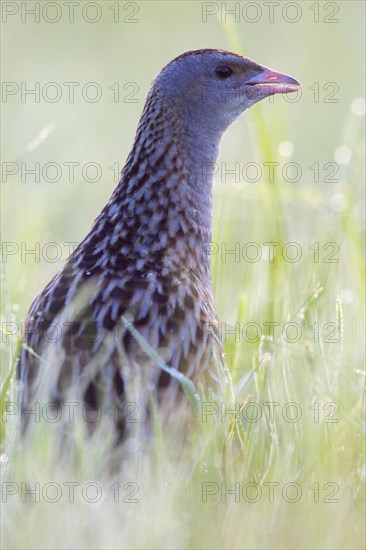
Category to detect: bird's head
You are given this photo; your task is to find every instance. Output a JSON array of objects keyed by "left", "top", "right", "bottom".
[{"left": 155, "top": 49, "right": 301, "bottom": 139}]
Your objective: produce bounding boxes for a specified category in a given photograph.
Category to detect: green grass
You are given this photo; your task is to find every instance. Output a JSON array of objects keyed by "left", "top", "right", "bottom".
[{"left": 1, "top": 14, "right": 365, "bottom": 550}]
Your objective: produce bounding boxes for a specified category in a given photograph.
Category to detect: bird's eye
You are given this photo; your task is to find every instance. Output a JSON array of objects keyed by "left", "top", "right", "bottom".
[{"left": 214, "top": 66, "right": 233, "bottom": 79}]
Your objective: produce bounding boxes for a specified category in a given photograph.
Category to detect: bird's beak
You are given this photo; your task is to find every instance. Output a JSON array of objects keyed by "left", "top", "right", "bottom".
[{"left": 246, "top": 66, "right": 301, "bottom": 96}]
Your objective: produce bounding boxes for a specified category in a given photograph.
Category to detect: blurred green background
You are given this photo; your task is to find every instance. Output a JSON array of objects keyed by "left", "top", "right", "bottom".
[
  {"left": 1, "top": 0, "right": 365, "bottom": 313},
  {"left": 1, "top": 2, "right": 365, "bottom": 549}
]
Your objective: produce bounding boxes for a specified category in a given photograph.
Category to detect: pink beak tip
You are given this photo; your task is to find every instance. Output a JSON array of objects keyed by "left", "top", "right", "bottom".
[{"left": 247, "top": 66, "right": 301, "bottom": 94}]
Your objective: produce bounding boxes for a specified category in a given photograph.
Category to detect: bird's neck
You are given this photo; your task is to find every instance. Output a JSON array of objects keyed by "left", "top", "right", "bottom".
[{"left": 105, "top": 88, "right": 222, "bottom": 278}]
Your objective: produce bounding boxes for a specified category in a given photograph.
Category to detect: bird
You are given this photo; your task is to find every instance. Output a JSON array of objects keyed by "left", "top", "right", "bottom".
[{"left": 18, "top": 49, "right": 300, "bottom": 439}]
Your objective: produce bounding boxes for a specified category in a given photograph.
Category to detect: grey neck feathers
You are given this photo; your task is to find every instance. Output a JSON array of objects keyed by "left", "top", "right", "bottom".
[{"left": 104, "top": 86, "right": 223, "bottom": 277}]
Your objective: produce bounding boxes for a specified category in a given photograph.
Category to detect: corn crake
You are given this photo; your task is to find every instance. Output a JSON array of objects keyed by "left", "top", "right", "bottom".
[{"left": 18, "top": 49, "right": 300, "bottom": 440}]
